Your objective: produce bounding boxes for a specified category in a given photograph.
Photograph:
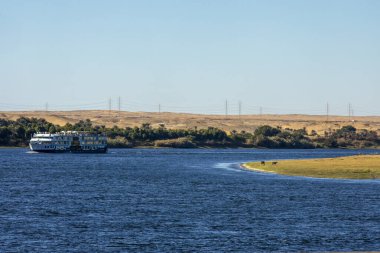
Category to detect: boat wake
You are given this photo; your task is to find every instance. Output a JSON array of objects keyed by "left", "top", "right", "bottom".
[
  {"left": 26, "top": 151, "right": 39, "bottom": 154},
  {"left": 213, "top": 162, "right": 244, "bottom": 172}
]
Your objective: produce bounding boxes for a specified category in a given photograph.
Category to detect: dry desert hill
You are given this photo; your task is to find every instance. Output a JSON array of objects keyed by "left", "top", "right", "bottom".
[{"left": 1, "top": 110, "right": 380, "bottom": 135}]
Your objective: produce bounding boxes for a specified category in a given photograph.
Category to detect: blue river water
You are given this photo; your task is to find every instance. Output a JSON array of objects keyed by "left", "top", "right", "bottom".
[{"left": 0, "top": 148, "right": 379, "bottom": 252}]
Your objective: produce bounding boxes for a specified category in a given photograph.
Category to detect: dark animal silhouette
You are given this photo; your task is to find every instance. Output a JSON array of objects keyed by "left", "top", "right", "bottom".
[
  {"left": 261, "top": 161, "right": 265, "bottom": 165},
  {"left": 272, "top": 161, "right": 278, "bottom": 165}
]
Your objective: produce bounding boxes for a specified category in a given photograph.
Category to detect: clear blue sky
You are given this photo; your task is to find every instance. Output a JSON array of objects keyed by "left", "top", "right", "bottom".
[{"left": 0, "top": 0, "right": 379, "bottom": 115}]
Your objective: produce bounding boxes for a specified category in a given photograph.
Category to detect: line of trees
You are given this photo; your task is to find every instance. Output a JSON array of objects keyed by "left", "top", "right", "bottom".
[{"left": 0, "top": 117, "right": 379, "bottom": 148}]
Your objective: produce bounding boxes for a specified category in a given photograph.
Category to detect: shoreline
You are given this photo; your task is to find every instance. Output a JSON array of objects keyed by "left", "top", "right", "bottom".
[
  {"left": 243, "top": 155, "right": 380, "bottom": 179},
  {"left": 1, "top": 117, "right": 379, "bottom": 149},
  {"left": 240, "top": 163, "right": 277, "bottom": 174},
  {"left": 1, "top": 145, "right": 380, "bottom": 150}
]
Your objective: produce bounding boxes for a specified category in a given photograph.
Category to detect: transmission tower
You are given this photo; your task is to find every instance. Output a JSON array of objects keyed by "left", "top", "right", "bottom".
[
  {"left": 348, "top": 103, "right": 351, "bottom": 121},
  {"left": 108, "top": 98, "right": 112, "bottom": 115},
  {"left": 118, "top": 97, "right": 121, "bottom": 117},
  {"left": 238, "top": 101, "right": 242, "bottom": 119},
  {"left": 225, "top": 100, "right": 228, "bottom": 118},
  {"left": 326, "top": 103, "right": 329, "bottom": 122},
  {"left": 349, "top": 104, "right": 354, "bottom": 121}
]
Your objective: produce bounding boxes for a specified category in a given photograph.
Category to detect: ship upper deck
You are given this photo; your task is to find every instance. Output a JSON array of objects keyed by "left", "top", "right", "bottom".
[{"left": 33, "top": 131, "right": 106, "bottom": 137}]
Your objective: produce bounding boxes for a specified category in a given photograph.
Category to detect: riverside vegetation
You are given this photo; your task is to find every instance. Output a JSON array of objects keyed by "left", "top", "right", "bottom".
[{"left": 0, "top": 117, "right": 379, "bottom": 149}]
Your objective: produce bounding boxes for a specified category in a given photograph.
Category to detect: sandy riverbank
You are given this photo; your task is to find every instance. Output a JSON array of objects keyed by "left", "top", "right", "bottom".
[{"left": 243, "top": 155, "right": 380, "bottom": 179}]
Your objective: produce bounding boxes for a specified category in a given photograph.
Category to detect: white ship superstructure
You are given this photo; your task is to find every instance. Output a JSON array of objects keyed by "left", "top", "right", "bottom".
[{"left": 29, "top": 131, "right": 107, "bottom": 153}]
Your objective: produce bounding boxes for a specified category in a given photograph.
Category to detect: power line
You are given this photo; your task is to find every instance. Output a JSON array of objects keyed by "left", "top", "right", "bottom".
[{"left": 0, "top": 99, "right": 379, "bottom": 116}]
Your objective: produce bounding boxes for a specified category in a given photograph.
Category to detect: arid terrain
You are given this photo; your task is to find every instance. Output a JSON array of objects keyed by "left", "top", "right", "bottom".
[{"left": 1, "top": 110, "right": 380, "bottom": 134}]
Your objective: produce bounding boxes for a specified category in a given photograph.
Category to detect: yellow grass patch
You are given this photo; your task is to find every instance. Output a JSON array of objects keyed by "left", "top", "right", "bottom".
[{"left": 244, "top": 155, "right": 380, "bottom": 179}]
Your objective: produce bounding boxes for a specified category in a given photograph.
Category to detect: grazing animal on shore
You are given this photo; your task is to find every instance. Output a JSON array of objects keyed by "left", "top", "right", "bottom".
[
  {"left": 272, "top": 161, "right": 278, "bottom": 165},
  {"left": 261, "top": 161, "right": 265, "bottom": 165}
]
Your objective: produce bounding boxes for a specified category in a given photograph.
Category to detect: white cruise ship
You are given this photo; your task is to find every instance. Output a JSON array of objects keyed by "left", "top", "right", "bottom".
[{"left": 29, "top": 131, "right": 107, "bottom": 153}]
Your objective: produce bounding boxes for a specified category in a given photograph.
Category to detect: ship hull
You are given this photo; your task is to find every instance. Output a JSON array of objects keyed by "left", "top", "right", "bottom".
[
  {"left": 70, "top": 147, "right": 108, "bottom": 153},
  {"left": 29, "top": 144, "right": 107, "bottom": 153},
  {"left": 31, "top": 150, "right": 66, "bottom": 153},
  {"left": 30, "top": 148, "right": 107, "bottom": 153}
]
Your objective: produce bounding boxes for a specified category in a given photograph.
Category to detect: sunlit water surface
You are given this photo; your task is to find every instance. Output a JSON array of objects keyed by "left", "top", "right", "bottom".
[{"left": 0, "top": 148, "right": 379, "bottom": 252}]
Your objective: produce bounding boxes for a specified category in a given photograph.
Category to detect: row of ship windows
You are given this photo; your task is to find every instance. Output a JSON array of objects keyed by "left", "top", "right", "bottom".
[
  {"left": 82, "top": 141, "right": 106, "bottom": 145},
  {"left": 36, "top": 141, "right": 107, "bottom": 145},
  {"left": 82, "top": 146, "right": 103, "bottom": 150},
  {"left": 41, "top": 146, "right": 103, "bottom": 149},
  {"left": 35, "top": 139, "right": 107, "bottom": 143},
  {"left": 53, "top": 137, "right": 106, "bottom": 140}
]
